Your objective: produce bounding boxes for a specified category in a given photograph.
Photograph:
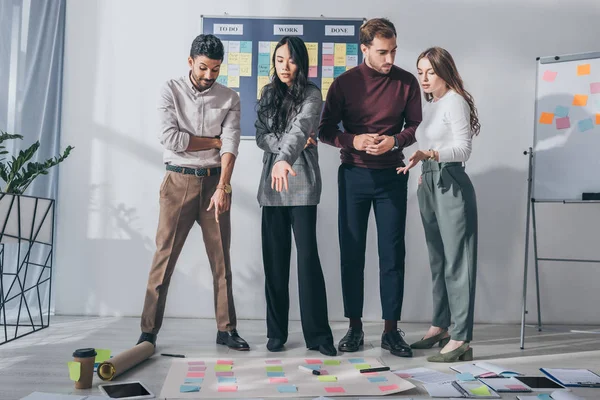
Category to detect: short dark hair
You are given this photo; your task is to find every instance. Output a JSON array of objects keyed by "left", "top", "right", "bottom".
[
  {"left": 359, "top": 18, "right": 396, "bottom": 46},
  {"left": 189, "top": 34, "right": 224, "bottom": 60}
]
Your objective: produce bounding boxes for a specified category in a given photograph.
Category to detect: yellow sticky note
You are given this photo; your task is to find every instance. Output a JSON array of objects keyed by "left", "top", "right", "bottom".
[
  {"left": 321, "top": 77, "right": 334, "bottom": 100},
  {"left": 539, "top": 112, "right": 554, "bottom": 124},
  {"left": 324, "top": 360, "right": 340, "bottom": 366},
  {"left": 227, "top": 75, "right": 240, "bottom": 88},
  {"left": 334, "top": 43, "right": 347, "bottom": 66},
  {"left": 318, "top": 375, "right": 338, "bottom": 382},
  {"left": 95, "top": 349, "right": 111, "bottom": 363},
  {"left": 257, "top": 76, "right": 270, "bottom": 99},
  {"left": 220, "top": 63, "right": 228, "bottom": 76},
  {"left": 240, "top": 64, "right": 252, "bottom": 77},
  {"left": 577, "top": 63, "right": 591, "bottom": 76},
  {"left": 215, "top": 364, "right": 233, "bottom": 372},
  {"left": 228, "top": 52, "right": 240, "bottom": 64},
  {"left": 240, "top": 53, "right": 252, "bottom": 67},
  {"left": 306, "top": 42, "right": 319, "bottom": 66},
  {"left": 270, "top": 41, "right": 278, "bottom": 53},
  {"left": 469, "top": 385, "right": 491, "bottom": 396},
  {"left": 346, "top": 66, "right": 353, "bottom": 71},
  {"left": 354, "top": 363, "right": 371, "bottom": 370},
  {"left": 68, "top": 361, "right": 81, "bottom": 381},
  {"left": 573, "top": 94, "right": 588, "bottom": 106}
]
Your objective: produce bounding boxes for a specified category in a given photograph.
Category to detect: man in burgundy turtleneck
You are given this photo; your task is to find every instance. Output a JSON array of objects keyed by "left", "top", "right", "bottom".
[{"left": 319, "top": 18, "right": 422, "bottom": 358}]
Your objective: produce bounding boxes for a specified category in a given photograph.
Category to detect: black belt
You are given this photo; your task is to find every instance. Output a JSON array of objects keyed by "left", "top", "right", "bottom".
[{"left": 166, "top": 165, "right": 221, "bottom": 177}]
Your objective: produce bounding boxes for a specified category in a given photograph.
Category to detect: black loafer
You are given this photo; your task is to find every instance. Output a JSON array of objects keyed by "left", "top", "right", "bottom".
[
  {"left": 137, "top": 332, "right": 156, "bottom": 346},
  {"left": 338, "top": 328, "right": 364, "bottom": 352},
  {"left": 267, "top": 338, "right": 285, "bottom": 352},
  {"left": 309, "top": 343, "right": 337, "bottom": 356},
  {"left": 381, "top": 330, "right": 412, "bottom": 357},
  {"left": 216, "top": 329, "right": 250, "bottom": 351}
]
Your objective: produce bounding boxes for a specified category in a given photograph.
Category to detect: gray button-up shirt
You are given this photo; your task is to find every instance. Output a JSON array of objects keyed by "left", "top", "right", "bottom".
[
  {"left": 158, "top": 74, "right": 241, "bottom": 168},
  {"left": 255, "top": 85, "right": 322, "bottom": 207}
]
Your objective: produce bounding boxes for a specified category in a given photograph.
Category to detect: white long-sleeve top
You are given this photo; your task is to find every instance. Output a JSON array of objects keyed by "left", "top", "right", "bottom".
[{"left": 416, "top": 90, "right": 473, "bottom": 162}]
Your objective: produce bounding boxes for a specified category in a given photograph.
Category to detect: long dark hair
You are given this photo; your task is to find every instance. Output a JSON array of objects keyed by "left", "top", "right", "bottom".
[
  {"left": 417, "top": 47, "right": 481, "bottom": 135},
  {"left": 257, "top": 36, "right": 316, "bottom": 136}
]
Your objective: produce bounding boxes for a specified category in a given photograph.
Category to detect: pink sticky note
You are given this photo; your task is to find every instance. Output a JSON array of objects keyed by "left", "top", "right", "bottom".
[
  {"left": 309, "top": 66, "right": 318, "bottom": 78},
  {"left": 217, "top": 360, "right": 233, "bottom": 365},
  {"left": 325, "top": 387, "right": 345, "bottom": 393},
  {"left": 591, "top": 82, "right": 600, "bottom": 94},
  {"left": 188, "top": 366, "right": 206, "bottom": 372},
  {"left": 269, "top": 377, "right": 289, "bottom": 383},
  {"left": 507, "top": 384, "right": 528, "bottom": 390},
  {"left": 556, "top": 116, "right": 570, "bottom": 129},
  {"left": 305, "top": 359, "right": 322, "bottom": 364},
  {"left": 542, "top": 70, "right": 558, "bottom": 82},
  {"left": 395, "top": 373, "right": 411, "bottom": 378},
  {"left": 363, "top": 372, "right": 379, "bottom": 376},
  {"left": 216, "top": 371, "right": 234, "bottom": 377},
  {"left": 322, "top": 55, "right": 335, "bottom": 66},
  {"left": 218, "top": 385, "right": 238, "bottom": 392},
  {"left": 379, "top": 384, "right": 399, "bottom": 391},
  {"left": 186, "top": 372, "right": 205, "bottom": 378},
  {"left": 265, "top": 360, "right": 282, "bottom": 364},
  {"left": 188, "top": 361, "right": 205, "bottom": 366},
  {"left": 319, "top": 370, "right": 329, "bottom": 375}
]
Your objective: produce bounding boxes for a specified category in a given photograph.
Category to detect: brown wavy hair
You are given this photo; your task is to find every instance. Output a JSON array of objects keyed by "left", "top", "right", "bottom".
[{"left": 417, "top": 47, "right": 480, "bottom": 135}]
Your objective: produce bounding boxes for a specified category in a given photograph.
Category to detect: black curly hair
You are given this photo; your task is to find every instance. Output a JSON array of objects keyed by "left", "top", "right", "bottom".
[{"left": 189, "top": 34, "right": 224, "bottom": 60}]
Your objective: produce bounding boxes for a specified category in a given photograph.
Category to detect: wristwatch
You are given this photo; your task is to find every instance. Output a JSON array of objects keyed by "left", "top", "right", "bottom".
[
  {"left": 390, "top": 136, "right": 399, "bottom": 152},
  {"left": 217, "top": 183, "right": 232, "bottom": 194}
]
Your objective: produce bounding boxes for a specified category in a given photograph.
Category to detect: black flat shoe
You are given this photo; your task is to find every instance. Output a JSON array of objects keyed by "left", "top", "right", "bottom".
[
  {"left": 137, "top": 332, "right": 156, "bottom": 346},
  {"left": 216, "top": 329, "right": 250, "bottom": 351},
  {"left": 381, "top": 330, "right": 412, "bottom": 358},
  {"left": 309, "top": 343, "right": 337, "bottom": 356},
  {"left": 338, "top": 327, "right": 364, "bottom": 352},
  {"left": 267, "top": 338, "right": 285, "bottom": 352}
]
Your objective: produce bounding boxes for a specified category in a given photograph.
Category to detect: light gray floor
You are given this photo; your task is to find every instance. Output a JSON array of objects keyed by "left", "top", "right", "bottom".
[{"left": 1, "top": 317, "right": 599, "bottom": 399}]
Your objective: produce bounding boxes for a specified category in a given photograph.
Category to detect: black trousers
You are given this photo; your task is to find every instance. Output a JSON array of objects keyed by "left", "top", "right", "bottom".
[
  {"left": 262, "top": 205, "right": 333, "bottom": 348},
  {"left": 338, "top": 164, "right": 409, "bottom": 321}
]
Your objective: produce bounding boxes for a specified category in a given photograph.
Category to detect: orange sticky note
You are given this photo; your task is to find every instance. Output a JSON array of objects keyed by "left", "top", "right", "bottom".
[
  {"left": 577, "top": 64, "right": 591, "bottom": 76},
  {"left": 596, "top": 114, "right": 600, "bottom": 125},
  {"left": 573, "top": 94, "right": 588, "bottom": 106},
  {"left": 539, "top": 112, "right": 554, "bottom": 124},
  {"left": 379, "top": 384, "right": 400, "bottom": 391}
]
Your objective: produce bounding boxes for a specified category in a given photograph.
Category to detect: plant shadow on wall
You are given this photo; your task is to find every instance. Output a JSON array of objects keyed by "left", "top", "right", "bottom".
[{"left": 0, "top": 131, "right": 73, "bottom": 195}]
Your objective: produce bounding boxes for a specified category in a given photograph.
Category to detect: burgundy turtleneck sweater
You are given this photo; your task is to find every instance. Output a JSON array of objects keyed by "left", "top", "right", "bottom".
[{"left": 318, "top": 62, "right": 422, "bottom": 169}]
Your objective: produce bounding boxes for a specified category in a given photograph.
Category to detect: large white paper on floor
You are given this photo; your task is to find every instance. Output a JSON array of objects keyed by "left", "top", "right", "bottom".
[{"left": 160, "top": 357, "right": 415, "bottom": 398}]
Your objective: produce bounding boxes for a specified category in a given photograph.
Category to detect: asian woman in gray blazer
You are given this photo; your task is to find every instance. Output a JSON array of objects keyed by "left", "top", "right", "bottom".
[{"left": 255, "top": 36, "right": 336, "bottom": 357}]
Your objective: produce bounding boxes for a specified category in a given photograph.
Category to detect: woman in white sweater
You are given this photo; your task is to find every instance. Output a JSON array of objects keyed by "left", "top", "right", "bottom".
[{"left": 397, "top": 47, "right": 480, "bottom": 362}]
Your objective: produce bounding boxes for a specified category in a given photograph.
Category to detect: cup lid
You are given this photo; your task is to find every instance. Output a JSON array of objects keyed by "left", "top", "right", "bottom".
[{"left": 73, "top": 348, "right": 97, "bottom": 358}]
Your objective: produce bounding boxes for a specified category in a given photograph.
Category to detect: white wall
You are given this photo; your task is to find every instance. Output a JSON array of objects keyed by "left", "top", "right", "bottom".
[{"left": 56, "top": 0, "right": 600, "bottom": 325}]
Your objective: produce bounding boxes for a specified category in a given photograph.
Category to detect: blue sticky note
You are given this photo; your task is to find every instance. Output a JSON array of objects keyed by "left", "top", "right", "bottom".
[
  {"left": 218, "top": 377, "right": 237, "bottom": 383},
  {"left": 334, "top": 66, "right": 346, "bottom": 78},
  {"left": 240, "top": 41, "right": 252, "bottom": 53},
  {"left": 258, "top": 53, "right": 271, "bottom": 66},
  {"left": 368, "top": 376, "right": 388, "bottom": 383},
  {"left": 184, "top": 378, "right": 204, "bottom": 384},
  {"left": 216, "top": 75, "right": 228, "bottom": 85},
  {"left": 457, "top": 373, "right": 476, "bottom": 381},
  {"left": 180, "top": 385, "right": 200, "bottom": 393},
  {"left": 537, "top": 394, "right": 552, "bottom": 400},
  {"left": 258, "top": 64, "right": 271, "bottom": 77},
  {"left": 267, "top": 371, "right": 285, "bottom": 377},
  {"left": 349, "top": 358, "right": 365, "bottom": 364},
  {"left": 578, "top": 118, "right": 594, "bottom": 132},
  {"left": 554, "top": 105, "right": 569, "bottom": 118},
  {"left": 346, "top": 43, "right": 358, "bottom": 55},
  {"left": 277, "top": 385, "right": 297, "bottom": 393}
]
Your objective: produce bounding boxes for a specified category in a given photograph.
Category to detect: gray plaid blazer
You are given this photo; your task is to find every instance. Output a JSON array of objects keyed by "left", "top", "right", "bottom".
[{"left": 255, "top": 85, "right": 322, "bottom": 207}]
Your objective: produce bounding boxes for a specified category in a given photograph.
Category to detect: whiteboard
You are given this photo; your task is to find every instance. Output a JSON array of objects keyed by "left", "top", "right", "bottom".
[{"left": 533, "top": 51, "right": 600, "bottom": 201}]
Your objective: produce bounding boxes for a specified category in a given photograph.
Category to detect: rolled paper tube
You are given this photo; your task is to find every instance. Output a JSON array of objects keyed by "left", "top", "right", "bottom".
[{"left": 97, "top": 342, "right": 155, "bottom": 381}]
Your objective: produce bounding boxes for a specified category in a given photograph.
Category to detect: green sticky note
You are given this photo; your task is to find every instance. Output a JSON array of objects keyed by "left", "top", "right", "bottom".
[
  {"left": 68, "top": 361, "right": 81, "bottom": 381},
  {"left": 318, "top": 375, "right": 338, "bottom": 382},
  {"left": 469, "top": 385, "right": 491, "bottom": 396},
  {"left": 214, "top": 365, "right": 232, "bottom": 372},
  {"left": 354, "top": 363, "right": 371, "bottom": 370},
  {"left": 95, "top": 349, "right": 111, "bottom": 363},
  {"left": 266, "top": 366, "right": 283, "bottom": 372},
  {"left": 324, "top": 360, "right": 340, "bottom": 366}
]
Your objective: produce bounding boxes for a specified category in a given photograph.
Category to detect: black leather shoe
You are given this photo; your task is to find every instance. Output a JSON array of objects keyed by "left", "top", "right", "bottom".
[
  {"left": 216, "top": 329, "right": 250, "bottom": 351},
  {"left": 309, "top": 343, "right": 337, "bottom": 356},
  {"left": 337, "top": 328, "right": 364, "bottom": 352},
  {"left": 381, "top": 330, "right": 412, "bottom": 357},
  {"left": 137, "top": 332, "right": 156, "bottom": 346},
  {"left": 267, "top": 338, "right": 285, "bottom": 352}
]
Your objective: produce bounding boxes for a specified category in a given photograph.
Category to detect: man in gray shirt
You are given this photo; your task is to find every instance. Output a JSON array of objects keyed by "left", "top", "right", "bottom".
[{"left": 137, "top": 34, "right": 249, "bottom": 350}]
